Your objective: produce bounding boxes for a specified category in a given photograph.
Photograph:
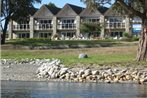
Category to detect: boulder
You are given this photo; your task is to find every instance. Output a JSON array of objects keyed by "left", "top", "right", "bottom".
[
  {"left": 79, "top": 70, "right": 84, "bottom": 77},
  {"left": 84, "top": 69, "right": 92, "bottom": 76},
  {"left": 92, "top": 70, "right": 99, "bottom": 75},
  {"left": 106, "top": 69, "right": 113, "bottom": 75},
  {"left": 78, "top": 53, "right": 88, "bottom": 58},
  {"left": 60, "top": 68, "right": 69, "bottom": 76},
  {"left": 139, "top": 78, "right": 147, "bottom": 84}
]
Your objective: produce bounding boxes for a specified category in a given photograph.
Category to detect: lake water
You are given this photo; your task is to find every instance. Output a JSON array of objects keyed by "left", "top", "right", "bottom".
[{"left": 1, "top": 80, "right": 147, "bottom": 98}]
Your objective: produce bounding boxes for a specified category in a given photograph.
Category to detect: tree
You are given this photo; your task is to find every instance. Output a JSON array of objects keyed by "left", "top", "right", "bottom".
[
  {"left": 47, "top": 2, "right": 57, "bottom": 8},
  {"left": 1, "top": 0, "right": 41, "bottom": 44},
  {"left": 80, "top": 22, "right": 101, "bottom": 34},
  {"left": 81, "top": 0, "right": 147, "bottom": 61}
]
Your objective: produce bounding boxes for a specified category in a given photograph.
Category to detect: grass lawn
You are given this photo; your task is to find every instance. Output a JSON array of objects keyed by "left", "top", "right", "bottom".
[{"left": 2, "top": 46, "right": 143, "bottom": 66}]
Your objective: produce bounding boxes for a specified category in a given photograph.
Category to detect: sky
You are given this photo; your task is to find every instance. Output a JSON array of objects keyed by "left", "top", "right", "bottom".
[
  {"left": 34, "top": 0, "right": 85, "bottom": 8},
  {"left": 34, "top": 0, "right": 113, "bottom": 9}
]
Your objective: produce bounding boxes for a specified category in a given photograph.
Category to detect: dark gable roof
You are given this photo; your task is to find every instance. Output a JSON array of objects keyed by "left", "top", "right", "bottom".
[
  {"left": 30, "top": 7, "right": 39, "bottom": 16},
  {"left": 67, "top": 3, "right": 84, "bottom": 14},
  {"left": 44, "top": 5, "right": 61, "bottom": 15},
  {"left": 98, "top": 6, "right": 109, "bottom": 14}
]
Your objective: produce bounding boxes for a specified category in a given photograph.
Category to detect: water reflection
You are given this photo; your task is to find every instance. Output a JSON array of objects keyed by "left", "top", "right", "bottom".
[{"left": 1, "top": 80, "right": 147, "bottom": 98}]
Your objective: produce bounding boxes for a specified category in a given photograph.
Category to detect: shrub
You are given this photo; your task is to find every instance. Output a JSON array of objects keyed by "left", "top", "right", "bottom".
[
  {"left": 132, "top": 36, "right": 139, "bottom": 41},
  {"left": 123, "top": 32, "right": 132, "bottom": 38}
]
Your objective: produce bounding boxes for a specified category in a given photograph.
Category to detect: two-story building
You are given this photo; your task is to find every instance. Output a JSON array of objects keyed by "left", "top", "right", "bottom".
[{"left": 8, "top": 3, "right": 135, "bottom": 40}]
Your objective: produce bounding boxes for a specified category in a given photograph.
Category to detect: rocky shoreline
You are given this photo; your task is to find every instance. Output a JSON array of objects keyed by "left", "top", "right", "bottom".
[{"left": 1, "top": 59, "right": 147, "bottom": 84}]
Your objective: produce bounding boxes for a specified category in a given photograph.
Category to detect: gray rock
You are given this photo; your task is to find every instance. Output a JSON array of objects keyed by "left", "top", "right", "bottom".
[
  {"left": 105, "top": 80, "right": 111, "bottom": 83},
  {"left": 78, "top": 53, "right": 88, "bottom": 58},
  {"left": 79, "top": 70, "right": 84, "bottom": 77},
  {"left": 84, "top": 69, "right": 92, "bottom": 76},
  {"left": 60, "top": 75, "right": 66, "bottom": 79},
  {"left": 50, "top": 73, "right": 57, "bottom": 79},
  {"left": 70, "top": 72, "right": 76, "bottom": 78},
  {"left": 92, "top": 70, "right": 99, "bottom": 75},
  {"left": 60, "top": 68, "right": 68, "bottom": 76},
  {"left": 48, "top": 68, "right": 55, "bottom": 75},
  {"left": 139, "top": 78, "right": 147, "bottom": 84}
]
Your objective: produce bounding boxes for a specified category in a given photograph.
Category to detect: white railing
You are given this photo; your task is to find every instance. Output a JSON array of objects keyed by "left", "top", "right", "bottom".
[
  {"left": 13, "top": 24, "right": 30, "bottom": 30},
  {"left": 35, "top": 24, "right": 52, "bottom": 30},
  {"left": 58, "top": 23, "right": 76, "bottom": 30},
  {"left": 105, "top": 23, "right": 125, "bottom": 29}
]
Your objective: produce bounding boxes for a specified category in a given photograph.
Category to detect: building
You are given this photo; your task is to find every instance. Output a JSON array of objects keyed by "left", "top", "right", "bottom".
[{"left": 8, "top": 3, "right": 137, "bottom": 40}]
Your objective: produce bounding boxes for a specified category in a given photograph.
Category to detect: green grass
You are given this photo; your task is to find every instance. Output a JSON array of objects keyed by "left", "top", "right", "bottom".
[{"left": 1, "top": 47, "right": 137, "bottom": 66}]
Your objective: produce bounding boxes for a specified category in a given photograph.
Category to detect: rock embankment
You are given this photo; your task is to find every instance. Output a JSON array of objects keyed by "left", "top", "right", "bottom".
[
  {"left": 1, "top": 59, "right": 147, "bottom": 84},
  {"left": 36, "top": 59, "right": 147, "bottom": 84}
]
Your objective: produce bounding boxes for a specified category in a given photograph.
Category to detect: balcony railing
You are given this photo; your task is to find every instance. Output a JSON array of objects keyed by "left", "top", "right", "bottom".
[
  {"left": 105, "top": 23, "right": 125, "bottom": 29},
  {"left": 13, "top": 24, "right": 30, "bottom": 30},
  {"left": 58, "top": 23, "right": 76, "bottom": 30},
  {"left": 35, "top": 24, "right": 52, "bottom": 30}
]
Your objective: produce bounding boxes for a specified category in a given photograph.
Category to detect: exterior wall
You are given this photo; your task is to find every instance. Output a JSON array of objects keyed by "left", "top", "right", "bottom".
[
  {"left": 53, "top": 16, "right": 57, "bottom": 35},
  {"left": 12, "top": 33, "right": 17, "bottom": 39},
  {"left": 125, "top": 16, "right": 131, "bottom": 34},
  {"left": 76, "top": 16, "right": 80, "bottom": 36},
  {"left": 100, "top": 15, "right": 105, "bottom": 38},
  {"left": 8, "top": 20, "right": 13, "bottom": 39},
  {"left": 30, "top": 16, "right": 34, "bottom": 38}
]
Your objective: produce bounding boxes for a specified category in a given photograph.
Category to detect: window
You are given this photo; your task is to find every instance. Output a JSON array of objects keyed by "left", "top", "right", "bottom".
[
  {"left": 61, "top": 19, "right": 74, "bottom": 23},
  {"left": 18, "top": 33, "right": 30, "bottom": 38},
  {"left": 108, "top": 17, "right": 123, "bottom": 23},
  {"left": 35, "top": 19, "right": 52, "bottom": 30},
  {"left": 82, "top": 18, "right": 100, "bottom": 23},
  {"left": 111, "top": 32, "right": 123, "bottom": 37},
  {"left": 59, "top": 19, "right": 75, "bottom": 29},
  {"left": 107, "top": 17, "right": 125, "bottom": 28},
  {"left": 38, "top": 19, "right": 52, "bottom": 24},
  {"left": 39, "top": 32, "right": 52, "bottom": 38},
  {"left": 61, "top": 32, "right": 75, "bottom": 38}
]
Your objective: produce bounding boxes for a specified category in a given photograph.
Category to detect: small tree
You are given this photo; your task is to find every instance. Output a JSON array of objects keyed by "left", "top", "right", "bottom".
[{"left": 80, "top": 23, "right": 101, "bottom": 36}]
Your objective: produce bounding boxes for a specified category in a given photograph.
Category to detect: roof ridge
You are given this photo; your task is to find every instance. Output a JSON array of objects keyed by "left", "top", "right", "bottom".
[
  {"left": 66, "top": 3, "right": 84, "bottom": 9},
  {"left": 66, "top": 3, "right": 84, "bottom": 14},
  {"left": 44, "top": 4, "right": 61, "bottom": 15},
  {"left": 44, "top": 4, "right": 61, "bottom": 9}
]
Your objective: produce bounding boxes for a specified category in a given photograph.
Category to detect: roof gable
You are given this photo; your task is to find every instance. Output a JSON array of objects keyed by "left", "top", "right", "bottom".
[
  {"left": 104, "top": 4, "right": 121, "bottom": 16},
  {"left": 57, "top": 4, "right": 83, "bottom": 17},
  {"left": 98, "top": 6, "right": 108, "bottom": 14},
  {"left": 45, "top": 5, "right": 61, "bottom": 15},
  {"left": 80, "top": 8, "right": 102, "bottom": 17},
  {"left": 68, "top": 4, "right": 84, "bottom": 14},
  {"left": 33, "top": 5, "right": 54, "bottom": 18}
]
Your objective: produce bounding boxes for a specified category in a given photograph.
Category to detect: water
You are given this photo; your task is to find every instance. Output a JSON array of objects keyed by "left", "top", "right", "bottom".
[{"left": 1, "top": 80, "right": 147, "bottom": 98}]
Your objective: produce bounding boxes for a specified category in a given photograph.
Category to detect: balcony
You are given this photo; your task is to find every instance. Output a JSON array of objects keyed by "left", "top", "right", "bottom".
[
  {"left": 105, "top": 22, "right": 125, "bottom": 29},
  {"left": 35, "top": 24, "right": 52, "bottom": 30},
  {"left": 58, "top": 23, "right": 76, "bottom": 30},
  {"left": 81, "top": 18, "right": 100, "bottom": 23},
  {"left": 13, "top": 24, "right": 30, "bottom": 31}
]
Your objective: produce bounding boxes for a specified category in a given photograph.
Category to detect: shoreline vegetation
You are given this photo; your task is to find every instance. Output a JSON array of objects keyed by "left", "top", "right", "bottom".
[{"left": 4, "top": 39, "right": 138, "bottom": 47}]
